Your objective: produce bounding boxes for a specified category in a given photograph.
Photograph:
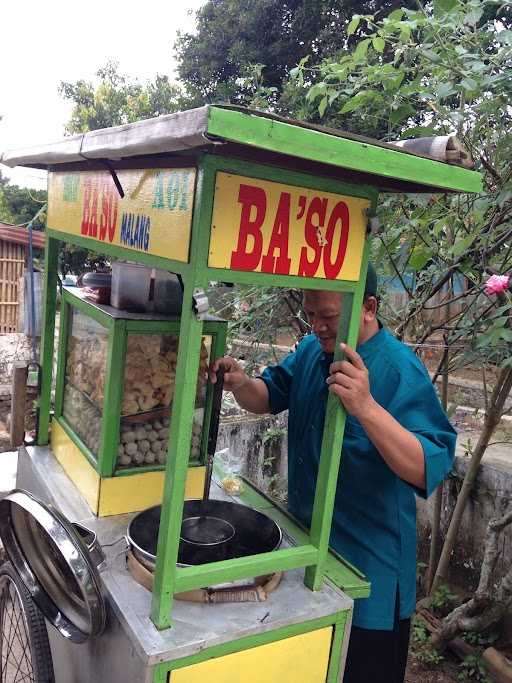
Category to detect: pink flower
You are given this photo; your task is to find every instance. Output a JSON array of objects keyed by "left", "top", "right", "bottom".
[{"left": 484, "top": 274, "right": 510, "bottom": 295}]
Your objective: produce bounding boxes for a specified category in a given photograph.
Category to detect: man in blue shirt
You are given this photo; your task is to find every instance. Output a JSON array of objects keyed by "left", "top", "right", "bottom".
[{"left": 210, "top": 266, "right": 455, "bottom": 682}]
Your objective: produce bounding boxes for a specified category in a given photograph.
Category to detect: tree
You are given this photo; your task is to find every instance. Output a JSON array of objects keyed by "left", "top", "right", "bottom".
[
  {"left": 58, "top": 62, "right": 189, "bottom": 273},
  {"left": 59, "top": 61, "right": 188, "bottom": 135},
  {"left": 0, "top": 173, "right": 46, "bottom": 230},
  {"left": 292, "top": 0, "right": 512, "bottom": 628},
  {"left": 175, "top": 0, "right": 417, "bottom": 108}
]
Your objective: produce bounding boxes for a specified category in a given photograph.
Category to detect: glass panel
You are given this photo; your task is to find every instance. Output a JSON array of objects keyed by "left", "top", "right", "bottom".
[
  {"left": 62, "top": 309, "right": 107, "bottom": 459},
  {"left": 116, "top": 334, "right": 211, "bottom": 470}
]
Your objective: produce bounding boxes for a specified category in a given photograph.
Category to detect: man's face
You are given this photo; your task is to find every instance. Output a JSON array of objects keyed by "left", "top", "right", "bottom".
[{"left": 303, "top": 291, "right": 342, "bottom": 354}]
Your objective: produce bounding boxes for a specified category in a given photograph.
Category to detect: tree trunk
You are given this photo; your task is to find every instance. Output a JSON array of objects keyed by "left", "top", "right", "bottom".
[
  {"left": 431, "top": 366, "right": 512, "bottom": 594},
  {"left": 426, "top": 324, "right": 450, "bottom": 594}
]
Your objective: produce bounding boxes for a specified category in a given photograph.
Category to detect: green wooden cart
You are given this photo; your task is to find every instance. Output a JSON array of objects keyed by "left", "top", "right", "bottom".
[{"left": 0, "top": 105, "right": 480, "bottom": 683}]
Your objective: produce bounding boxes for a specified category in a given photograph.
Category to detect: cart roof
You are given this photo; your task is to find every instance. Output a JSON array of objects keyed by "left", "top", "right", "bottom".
[{"left": 1, "top": 105, "right": 481, "bottom": 194}]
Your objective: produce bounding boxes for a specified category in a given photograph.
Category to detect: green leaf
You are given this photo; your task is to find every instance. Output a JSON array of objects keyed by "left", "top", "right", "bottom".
[
  {"left": 306, "top": 82, "right": 327, "bottom": 102},
  {"left": 399, "top": 125, "right": 437, "bottom": 139},
  {"left": 399, "top": 24, "right": 412, "bottom": 42},
  {"left": 372, "top": 36, "right": 385, "bottom": 53},
  {"left": 347, "top": 15, "right": 361, "bottom": 36},
  {"left": 500, "top": 329, "right": 512, "bottom": 342},
  {"left": 422, "top": 48, "right": 441, "bottom": 63},
  {"left": 354, "top": 38, "right": 371, "bottom": 62},
  {"left": 409, "top": 245, "right": 433, "bottom": 270},
  {"left": 318, "top": 95, "right": 328, "bottom": 117},
  {"left": 496, "top": 188, "right": 512, "bottom": 206},
  {"left": 461, "top": 77, "right": 478, "bottom": 92},
  {"left": 388, "top": 9, "right": 404, "bottom": 22},
  {"left": 434, "top": 0, "right": 460, "bottom": 15},
  {"left": 340, "top": 90, "right": 371, "bottom": 113},
  {"left": 451, "top": 234, "right": 476, "bottom": 257},
  {"left": 465, "top": 7, "right": 484, "bottom": 25},
  {"left": 389, "top": 103, "right": 415, "bottom": 124},
  {"left": 437, "top": 82, "right": 457, "bottom": 99},
  {"left": 383, "top": 71, "right": 405, "bottom": 93}
]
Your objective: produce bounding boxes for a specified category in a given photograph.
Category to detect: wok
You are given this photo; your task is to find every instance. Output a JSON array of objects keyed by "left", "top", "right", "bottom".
[{"left": 127, "top": 499, "right": 282, "bottom": 571}]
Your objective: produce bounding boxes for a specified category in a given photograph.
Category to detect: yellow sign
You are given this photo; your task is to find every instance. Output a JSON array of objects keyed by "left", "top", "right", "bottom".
[
  {"left": 208, "top": 172, "right": 369, "bottom": 281},
  {"left": 47, "top": 168, "right": 196, "bottom": 262}
]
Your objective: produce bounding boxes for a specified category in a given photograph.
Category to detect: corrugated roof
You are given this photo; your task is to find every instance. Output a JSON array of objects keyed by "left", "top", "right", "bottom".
[{"left": 0, "top": 223, "right": 45, "bottom": 249}]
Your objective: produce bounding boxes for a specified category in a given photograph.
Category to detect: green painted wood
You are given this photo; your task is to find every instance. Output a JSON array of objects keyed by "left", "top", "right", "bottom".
[
  {"left": 152, "top": 668, "right": 168, "bottom": 683},
  {"left": 124, "top": 320, "right": 181, "bottom": 333},
  {"left": 63, "top": 289, "right": 114, "bottom": 329},
  {"left": 305, "top": 246, "right": 370, "bottom": 591},
  {"left": 174, "top": 545, "right": 319, "bottom": 593},
  {"left": 153, "top": 612, "right": 346, "bottom": 677},
  {"left": 46, "top": 229, "right": 192, "bottom": 276},
  {"left": 207, "top": 107, "right": 482, "bottom": 194},
  {"left": 150, "top": 163, "right": 215, "bottom": 629},
  {"left": 326, "top": 612, "right": 349, "bottom": 683},
  {"left": 38, "top": 236, "right": 59, "bottom": 445},
  {"left": 53, "top": 298, "right": 70, "bottom": 418},
  {"left": 202, "top": 153, "right": 376, "bottom": 201},
  {"left": 203, "top": 267, "right": 361, "bottom": 291},
  {"left": 99, "top": 319, "right": 126, "bottom": 477},
  {"left": 150, "top": 284, "right": 203, "bottom": 628},
  {"left": 200, "top": 153, "right": 375, "bottom": 292}
]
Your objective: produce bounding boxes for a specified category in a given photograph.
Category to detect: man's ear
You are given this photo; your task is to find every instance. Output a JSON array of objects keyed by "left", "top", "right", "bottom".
[{"left": 363, "top": 296, "right": 378, "bottom": 320}]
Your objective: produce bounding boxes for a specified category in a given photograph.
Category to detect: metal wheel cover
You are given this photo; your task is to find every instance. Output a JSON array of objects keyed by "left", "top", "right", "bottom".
[{"left": 0, "top": 491, "right": 106, "bottom": 644}]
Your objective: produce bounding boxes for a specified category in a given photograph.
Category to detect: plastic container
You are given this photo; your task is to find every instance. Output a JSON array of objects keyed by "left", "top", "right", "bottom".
[
  {"left": 153, "top": 270, "right": 183, "bottom": 315},
  {"left": 111, "top": 261, "right": 151, "bottom": 312}
]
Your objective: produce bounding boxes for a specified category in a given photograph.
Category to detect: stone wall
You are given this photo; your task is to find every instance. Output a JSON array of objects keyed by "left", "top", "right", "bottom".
[
  {"left": 417, "top": 457, "right": 512, "bottom": 591},
  {"left": 218, "top": 412, "right": 288, "bottom": 503}
]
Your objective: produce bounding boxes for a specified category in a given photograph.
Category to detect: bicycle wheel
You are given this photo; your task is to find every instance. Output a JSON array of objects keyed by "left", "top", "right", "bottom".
[{"left": 0, "top": 562, "right": 54, "bottom": 683}]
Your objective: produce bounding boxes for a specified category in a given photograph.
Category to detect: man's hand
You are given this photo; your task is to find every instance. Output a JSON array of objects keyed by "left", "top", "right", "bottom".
[
  {"left": 326, "top": 343, "right": 376, "bottom": 420},
  {"left": 209, "top": 356, "right": 250, "bottom": 392},
  {"left": 209, "top": 356, "right": 270, "bottom": 414},
  {"left": 327, "top": 343, "right": 426, "bottom": 489}
]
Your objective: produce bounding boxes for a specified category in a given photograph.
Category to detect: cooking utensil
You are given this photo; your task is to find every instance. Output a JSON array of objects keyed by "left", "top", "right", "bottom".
[
  {"left": 203, "top": 366, "right": 224, "bottom": 501},
  {"left": 127, "top": 499, "right": 282, "bottom": 570},
  {"left": 178, "top": 366, "right": 226, "bottom": 550}
]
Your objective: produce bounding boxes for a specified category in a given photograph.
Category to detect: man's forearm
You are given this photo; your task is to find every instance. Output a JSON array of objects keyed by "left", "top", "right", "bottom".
[
  {"left": 232, "top": 378, "right": 270, "bottom": 414},
  {"left": 357, "top": 400, "right": 426, "bottom": 489}
]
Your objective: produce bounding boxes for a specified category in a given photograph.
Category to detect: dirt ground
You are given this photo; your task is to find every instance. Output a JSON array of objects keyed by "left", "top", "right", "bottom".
[{"left": 406, "top": 651, "right": 460, "bottom": 683}]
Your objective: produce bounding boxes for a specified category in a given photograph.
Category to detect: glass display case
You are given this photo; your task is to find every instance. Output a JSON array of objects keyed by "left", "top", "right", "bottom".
[
  {"left": 62, "top": 309, "right": 107, "bottom": 459},
  {"left": 54, "top": 288, "right": 226, "bottom": 478},
  {"left": 117, "top": 333, "right": 211, "bottom": 470}
]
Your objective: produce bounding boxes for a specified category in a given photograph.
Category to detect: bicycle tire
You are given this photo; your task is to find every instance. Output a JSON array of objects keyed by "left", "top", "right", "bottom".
[{"left": 0, "top": 561, "right": 55, "bottom": 683}]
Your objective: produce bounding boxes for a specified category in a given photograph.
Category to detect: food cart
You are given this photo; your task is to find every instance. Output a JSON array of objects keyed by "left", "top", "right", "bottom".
[{"left": 0, "top": 105, "right": 481, "bottom": 683}]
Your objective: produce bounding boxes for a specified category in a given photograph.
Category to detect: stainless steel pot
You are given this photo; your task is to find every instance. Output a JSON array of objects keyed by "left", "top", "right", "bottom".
[{"left": 127, "top": 499, "right": 282, "bottom": 571}]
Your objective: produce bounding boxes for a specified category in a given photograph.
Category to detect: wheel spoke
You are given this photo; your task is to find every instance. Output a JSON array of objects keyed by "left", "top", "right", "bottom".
[{"left": 0, "top": 577, "right": 35, "bottom": 683}]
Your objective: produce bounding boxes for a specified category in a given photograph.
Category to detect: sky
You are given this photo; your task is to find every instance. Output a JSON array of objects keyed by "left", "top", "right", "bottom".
[{"left": 0, "top": 0, "right": 205, "bottom": 189}]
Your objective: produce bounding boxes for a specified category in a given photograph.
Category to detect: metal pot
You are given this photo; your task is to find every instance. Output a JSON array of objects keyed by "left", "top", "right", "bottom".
[{"left": 127, "top": 499, "right": 282, "bottom": 571}]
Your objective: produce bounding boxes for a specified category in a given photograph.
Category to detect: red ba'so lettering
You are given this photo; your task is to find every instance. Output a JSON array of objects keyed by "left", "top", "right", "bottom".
[
  {"left": 81, "top": 176, "right": 118, "bottom": 242},
  {"left": 323, "top": 201, "right": 350, "bottom": 279},
  {"left": 229, "top": 183, "right": 351, "bottom": 279},
  {"left": 260, "top": 192, "right": 292, "bottom": 275},
  {"left": 297, "top": 197, "right": 327, "bottom": 277},
  {"left": 230, "top": 184, "right": 266, "bottom": 270}
]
